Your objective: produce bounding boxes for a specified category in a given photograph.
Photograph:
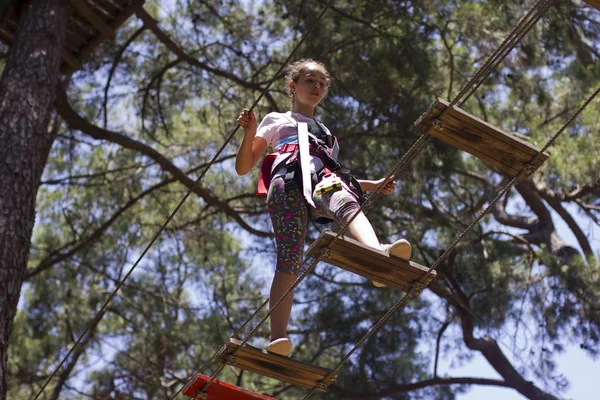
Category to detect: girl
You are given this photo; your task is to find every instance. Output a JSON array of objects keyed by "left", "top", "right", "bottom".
[{"left": 235, "top": 59, "right": 411, "bottom": 357}]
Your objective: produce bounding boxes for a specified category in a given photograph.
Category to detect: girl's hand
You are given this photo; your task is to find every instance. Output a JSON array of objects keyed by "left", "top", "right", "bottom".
[
  {"left": 237, "top": 109, "right": 257, "bottom": 133},
  {"left": 376, "top": 175, "right": 396, "bottom": 195}
]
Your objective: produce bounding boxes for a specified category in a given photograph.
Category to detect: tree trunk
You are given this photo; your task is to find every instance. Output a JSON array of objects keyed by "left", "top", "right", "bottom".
[{"left": 0, "top": 0, "right": 67, "bottom": 397}]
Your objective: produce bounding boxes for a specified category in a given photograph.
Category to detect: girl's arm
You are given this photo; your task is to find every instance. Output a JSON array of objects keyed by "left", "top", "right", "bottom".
[
  {"left": 235, "top": 109, "right": 268, "bottom": 175},
  {"left": 357, "top": 176, "right": 396, "bottom": 195}
]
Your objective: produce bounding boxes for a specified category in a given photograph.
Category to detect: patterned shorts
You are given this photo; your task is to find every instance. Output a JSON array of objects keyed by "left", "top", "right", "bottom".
[{"left": 267, "top": 176, "right": 360, "bottom": 274}]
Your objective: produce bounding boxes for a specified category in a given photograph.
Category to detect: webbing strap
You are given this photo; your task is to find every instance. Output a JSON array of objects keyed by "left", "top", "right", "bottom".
[{"left": 298, "top": 122, "right": 316, "bottom": 207}]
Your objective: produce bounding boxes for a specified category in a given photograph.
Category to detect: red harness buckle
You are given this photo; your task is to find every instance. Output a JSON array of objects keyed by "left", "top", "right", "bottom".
[{"left": 255, "top": 144, "right": 325, "bottom": 196}]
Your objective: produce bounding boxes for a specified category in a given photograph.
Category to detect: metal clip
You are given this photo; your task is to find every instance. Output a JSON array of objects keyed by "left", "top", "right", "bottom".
[
  {"left": 194, "top": 391, "right": 208, "bottom": 400},
  {"left": 523, "top": 163, "right": 536, "bottom": 176},
  {"left": 411, "top": 282, "right": 426, "bottom": 297},
  {"left": 315, "top": 381, "right": 329, "bottom": 392},
  {"left": 225, "top": 355, "right": 237, "bottom": 366},
  {"left": 320, "top": 248, "right": 332, "bottom": 259},
  {"left": 432, "top": 118, "right": 443, "bottom": 129}
]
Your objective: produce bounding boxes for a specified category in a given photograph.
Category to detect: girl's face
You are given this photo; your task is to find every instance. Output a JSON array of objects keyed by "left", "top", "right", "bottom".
[{"left": 289, "top": 64, "right": 329, "bottom": 108}]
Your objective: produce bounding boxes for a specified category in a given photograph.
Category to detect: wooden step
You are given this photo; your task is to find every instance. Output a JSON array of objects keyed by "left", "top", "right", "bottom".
[
  {"left": 0, "top": 0, "right": 145, "bottom": 73},
  {"left": 306, "top": 230, "right": 435, "bottom": 294},
  {"left": 584, "top": 1, "right": 600, "bottom": 11},
  {"left": 216, "top": 338, "right": 337, "bottom": 392},
  {"left": 415, "top": 98, "right": 549, "bottom": 178},
  {"left": 183, "top": 373, "right": 276, "bottom": 400}
]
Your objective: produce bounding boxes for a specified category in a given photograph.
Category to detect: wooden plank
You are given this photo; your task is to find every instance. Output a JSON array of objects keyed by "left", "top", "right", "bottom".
[
  {"left": 416, "top": 98, "right": 549, "bottom": 161},
  {"left": 62, "top": 51, "right": 83, "bottom": 70},
  {"left": 70, "top": 12, "right": 99, "bottom": 37},
  {"left": 104, "top": 0, "right": 126, "bottom": 12},
  {"left": 61, "top": 0, "right": 144, "bottom": 72},
  {"left": 421, "top": 110, "right": 546, "bottom": 175},
  {"left": 69, "top": 0, "right": 116, "bottom": 39},
  {"left": 417, "top": 98, "right": 549, "bottom": 174},
  {"left": 431, "top": 100, "right": 539, "bottom": 156},
  {"left": 65, "top": 0, "right": 143, "bottom": 71},
  {"left": 216, "top": 338, "right": 337, "bottom": 391},
  {"left": 415, "top": 98, "right": 549, "bottom": 178},
  {"left": 306, "top": 230, "right": 435, "bottom": 294},
  {"left": 584, "top": 1, "right": 600, "bottom": 11},
  {"left": 86, "top": 0, "right": 116, "bottom": 20},
  {"left": 183, "top": 374, "right": 276, "bottom": 400},
  {"left": 65, "top": 28, "right": 88, "bottom": 49}
]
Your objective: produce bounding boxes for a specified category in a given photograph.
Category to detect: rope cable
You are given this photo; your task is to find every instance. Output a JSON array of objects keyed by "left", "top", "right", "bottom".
[
  {"left": 189, "top": 1, "right": 563, "bottom": 398},
  {"left": 32, "top": 1, "right": 335, "bottom": 399},
  {"left": 451, "top": 0, "right": 556, "bottom": 108},
  {"left": 458, "top": 0, "right": 558, "bottom": 107},
  {"left": 299, "top": 84, "right": 600, "bottom": 400},
  {"left": 38, "top": 0, "right": 579, "bottom": 397}
]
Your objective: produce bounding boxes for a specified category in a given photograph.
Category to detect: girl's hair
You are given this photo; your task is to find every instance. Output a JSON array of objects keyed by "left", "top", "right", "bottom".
[{"left": 285, "top": 59, "right": 331, "bottom": 104}]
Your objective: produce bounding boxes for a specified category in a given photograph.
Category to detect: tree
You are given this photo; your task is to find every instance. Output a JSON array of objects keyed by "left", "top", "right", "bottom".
[
  {"left": 0, "top": 0, "right": 67, "bottom": 398},
  {"left": 2, "top": 0, "right": 600, "bottom": 399}
]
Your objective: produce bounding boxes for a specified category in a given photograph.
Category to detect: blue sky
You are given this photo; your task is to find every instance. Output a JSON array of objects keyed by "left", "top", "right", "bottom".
[{"left": 453, "top": 203, "right": 599, "bottom": 400}]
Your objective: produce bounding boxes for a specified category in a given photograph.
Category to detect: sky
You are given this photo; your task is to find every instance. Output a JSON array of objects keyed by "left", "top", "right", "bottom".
[
  {"left": 95, "top": 2, "right": 600, "bottom": 398},
  {"left": 452, "top": 203, "right": 599, "bottom": 400},
  {"left": 142, "top": 2, "right": 599, "bottom": 399},
  {"left": 18, "top": 2, "right": 593, "bottom": 398}
]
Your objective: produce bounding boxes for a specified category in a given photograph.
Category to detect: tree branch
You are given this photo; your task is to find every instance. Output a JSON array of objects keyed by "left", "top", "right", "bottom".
[
  {"left": 515, "top": 181, "right": 553, "bottom": 229},
  {"left": 534, "top": 182, "right": 593, "bottom": 257},
  {"left": 460, "top": 312, "right": 559, "bottom": 400},
  {"left": 491, "top": 181, "right": 539, "bottom": 230},
  {"left": 54, "top": 88, "right": 271, "bottom": 238},
  {"left": 103, "top": 26, "right": 147, "bottom": 129},
  {"left": 328, "top": 376, "right": 513, "bottom": 399},
  {"left": 49, "top": 309, "right": 105, "bottom": 400}
]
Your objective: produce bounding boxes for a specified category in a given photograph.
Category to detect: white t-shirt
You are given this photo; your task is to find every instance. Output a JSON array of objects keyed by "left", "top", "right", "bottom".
[{"left": 256, "top": 111, "right": 337, "bottom": 180}]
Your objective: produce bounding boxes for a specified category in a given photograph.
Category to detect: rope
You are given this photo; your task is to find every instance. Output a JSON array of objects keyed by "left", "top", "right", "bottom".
[
  {"left": 188, "top": 1, "right": 564, "bottom": 398},
  {"left": 162, "top": 2, "right": 338, "bottom": 398},
  {"left": 452, "top": 0, "right": 557, "bottom": 108},
  {"left": 189, "top": 129, "right": 436, "bottom": 399},
  {"left": 299, "top": 85, "right": 600, "bottom": 400},
  {"left": 458, "top": 0, "right": 557, "bottom": 107},
  {"left": 32, "top": 1, "right": 335, "bottom": 398}
]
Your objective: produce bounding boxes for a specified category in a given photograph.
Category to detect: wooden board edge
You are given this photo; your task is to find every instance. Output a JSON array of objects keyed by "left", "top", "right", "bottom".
[
  {"left": 312, "top": 231, "right": 435, "bottom": 273},
  {"left": 325, "top": 251, "right": 436, "bottom": 291},
  {"left": 69, "top": 0, "right": 116, "bottom": 39},
  {"left": 63, "top": 0, "right": 145, "bottom": 73},
  {"left": 417, "top": 98, "right": 550, "bottom": 165},
  {"left": 223, "top": 339, "right": 336, "bottom": 376},
  {"left": 434, "top": 98, "right": 544, "bottom": 156}
]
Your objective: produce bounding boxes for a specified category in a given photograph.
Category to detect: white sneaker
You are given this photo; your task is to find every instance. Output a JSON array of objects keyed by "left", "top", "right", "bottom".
[
  {"left": 373, "top": 239, "right": 412, "bottom": 287},
  {"left": 266, "top": 338, "right": 292, "bottom": 356}
]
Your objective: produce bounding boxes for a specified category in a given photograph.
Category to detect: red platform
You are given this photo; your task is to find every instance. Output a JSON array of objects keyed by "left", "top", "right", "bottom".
[{"left": 183, "top": 374, "right": 277, "bottom": 400}]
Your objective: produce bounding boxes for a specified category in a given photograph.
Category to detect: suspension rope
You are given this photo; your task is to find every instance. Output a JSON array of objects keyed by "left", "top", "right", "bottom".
[
  {"left": 453, "top": 0, "right": 557, "bottom": 108},
  {"left": 330, "top": 0, "right": 560, "bottom": 256},
  {"left": 299, "top": 85, "right": 600, "bottom": 400},
  {"left": 187, "top": 1, "right": 565, "bottom": 398},
  {"left": 458, "top": 0, "right": 558, "bottom": 106},
  {"left": 188, "top": 120, "right": 436, "bottom": 399},
  {"left": 32, "top": 1, "right": 336, "bottom": 399}
]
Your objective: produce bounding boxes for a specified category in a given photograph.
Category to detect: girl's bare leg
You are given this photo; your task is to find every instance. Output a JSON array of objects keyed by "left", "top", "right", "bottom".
[
  {"left": 269, "top": 271, "right": 298, "bottom": 340},
  {"left": 344, "top": 210, "right": 381, "bottom": 249}
]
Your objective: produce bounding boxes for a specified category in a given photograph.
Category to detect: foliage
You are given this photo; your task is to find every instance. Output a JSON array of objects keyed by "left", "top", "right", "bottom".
[{"left": 4, "top": 0, "right": 600, "bottom": 399}]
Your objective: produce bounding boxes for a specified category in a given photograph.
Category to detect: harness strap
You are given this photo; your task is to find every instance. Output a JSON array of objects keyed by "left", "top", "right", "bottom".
[
  {"left": 298, "top": 122, "right": 316, "bottom": 208},
  {"left": 255, "top": 143, "right": 323, "bottom": 196}
]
